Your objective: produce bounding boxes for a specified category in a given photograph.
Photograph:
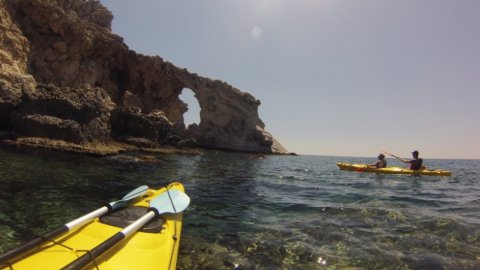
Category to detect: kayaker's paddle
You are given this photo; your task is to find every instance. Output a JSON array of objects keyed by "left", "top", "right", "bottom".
[
  {"left": 384, "top": 151, "right": 426, "bottom": 170},
  {"left": 383, "top": 151, "right": 414, "bottom": 164},
  {"left": 61, "top": 189, "right": 190, "bottom": 270},
  {"left": 383, "top": 151, "right": 404, "bottom": 161},
  {"left": 0, "top": 185, "right": 149, "bottom": 264}
]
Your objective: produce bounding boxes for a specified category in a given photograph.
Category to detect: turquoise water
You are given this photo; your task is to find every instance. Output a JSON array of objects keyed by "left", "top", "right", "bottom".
[{"left": 0, "top": 148, "right": 479, "bottom": 269}]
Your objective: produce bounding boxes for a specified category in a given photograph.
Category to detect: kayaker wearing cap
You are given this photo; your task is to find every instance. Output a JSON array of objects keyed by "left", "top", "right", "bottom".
[
  {"left": 370, "top": 153, "right": 387, "bottom": 168},
  {"left": 398, "top": 150, "right": 423, "bottom": 170}
]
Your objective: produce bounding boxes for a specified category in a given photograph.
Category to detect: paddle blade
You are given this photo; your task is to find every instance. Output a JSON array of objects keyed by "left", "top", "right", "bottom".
[
  {"left": 122, "top": 185, "right": 149, "bottom": 200},
  {"left": 151, "top": 189, "right": 190, "bottom": 214},
  {"left": 109, "top": 185, "right": 149, "bottom": 209}
]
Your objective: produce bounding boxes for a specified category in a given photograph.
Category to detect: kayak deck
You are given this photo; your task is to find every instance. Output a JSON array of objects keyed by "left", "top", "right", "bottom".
[
  {"left": 1, "top": 182, "right": 185, "bottom": 270},
  {"left": 336, "top": 163, "right": 452, "bottom": 176}
]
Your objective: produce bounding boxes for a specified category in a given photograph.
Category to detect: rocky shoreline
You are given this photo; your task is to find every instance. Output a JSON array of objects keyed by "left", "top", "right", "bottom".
[
  {"left": 0, "top": 135, "right": 204, "bottom": 157},
  {"left": 0, "top": 0, "right": 291, "bottom": 156}
]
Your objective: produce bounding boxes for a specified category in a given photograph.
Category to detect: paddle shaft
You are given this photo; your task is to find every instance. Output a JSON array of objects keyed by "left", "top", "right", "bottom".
[
  {"left": 383, "top": 151, "right": 405, "bottom": 161},
  {"left": 61, "top": 188, "right": 190, "bottom": 270},
  {"left": 61, "top": 210, "right": 157, "bottom": 270},
  {"left": 0, "top": 207, "right": 108, "bottom": 264},
  {"left": 0, "top": 185, "right": 148, "bottom": 264}
]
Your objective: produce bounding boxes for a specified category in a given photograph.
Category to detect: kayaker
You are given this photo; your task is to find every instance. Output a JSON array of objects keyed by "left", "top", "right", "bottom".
[
  {"left": 370, "top": 153, "right": 387, "bottom": 168},
  {"left": 395, "top": 150, "right": 424, "bottom": 170}
]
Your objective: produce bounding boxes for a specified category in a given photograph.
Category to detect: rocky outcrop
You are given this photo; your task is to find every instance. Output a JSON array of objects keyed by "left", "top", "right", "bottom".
[
  {"left": 11, "top": 84, "right": 113, "bottom": 143},
  {"left": 110, "top": 107, "right": 173, "bottom": 145},
  {"left": 0, "top": 0, "right": 288, "bottom": 154},
  {"left": 175, "top": 74, "right": 278, "bottom": 152},
  {"left": 0, "top": 0, "right": 36, "bottom": 130}
]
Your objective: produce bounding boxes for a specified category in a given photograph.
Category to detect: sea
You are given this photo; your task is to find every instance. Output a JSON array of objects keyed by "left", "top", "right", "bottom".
[{"left": 0, "top": 147, "right": 479, "bottom": 270}]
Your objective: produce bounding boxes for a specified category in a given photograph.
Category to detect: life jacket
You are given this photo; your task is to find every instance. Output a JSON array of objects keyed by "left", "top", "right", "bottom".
[
  {"left": 410, "top": 158, "right": 423, "bottom": 170},
  {"left": 376, "top": 159, "right": 387, "bottom": 168}
]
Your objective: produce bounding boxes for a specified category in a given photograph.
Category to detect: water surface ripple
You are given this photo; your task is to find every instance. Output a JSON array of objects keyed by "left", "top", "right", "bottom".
[{"left": 0, "top": 149, "right": 479, "bottom": 269}]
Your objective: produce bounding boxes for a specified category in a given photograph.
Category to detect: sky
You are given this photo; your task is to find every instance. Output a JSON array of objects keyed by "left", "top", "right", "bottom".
[{"left": 100, "top": 0, "right": 480, "bottom": 159}]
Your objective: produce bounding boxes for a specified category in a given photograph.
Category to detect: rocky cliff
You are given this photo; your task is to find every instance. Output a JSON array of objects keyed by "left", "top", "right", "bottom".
[{"left": 0, "top": 0, "right": 288, "bottom": 154}]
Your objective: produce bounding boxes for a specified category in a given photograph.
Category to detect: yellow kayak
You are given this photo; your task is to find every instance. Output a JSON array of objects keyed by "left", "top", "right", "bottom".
[
  {"left": 0, "top": 182, "right": 189, "bottom": 270},
  {"left": 337, "top": 163, "right": 452, "bottom": 176}
]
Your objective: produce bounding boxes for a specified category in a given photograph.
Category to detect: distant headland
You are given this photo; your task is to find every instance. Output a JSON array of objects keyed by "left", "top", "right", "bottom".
[{"left": 0, "top": 0, "right": 292, "bottom": 156}]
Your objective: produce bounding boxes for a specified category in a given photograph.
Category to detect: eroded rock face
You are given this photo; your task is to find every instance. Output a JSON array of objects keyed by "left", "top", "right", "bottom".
[
  {"left": 175, "top": 74, "right": 278, "bottom": 152},
  {"left": 0, "top": 0, "right": 288, "bottom": 154},
  {"left": 11, "top": 84, "right": 114, "bottom": 143},
  {"left": 0, "top": 0, "right": 36, "bottom": 129},
  {"left": 110, "top": 107, "right": 173, "bottom": 145}
]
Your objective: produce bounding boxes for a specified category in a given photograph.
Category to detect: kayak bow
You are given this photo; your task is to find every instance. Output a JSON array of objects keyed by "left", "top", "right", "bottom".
[{"left": 0, "top": 182, "right": 188, "bottom": 270}]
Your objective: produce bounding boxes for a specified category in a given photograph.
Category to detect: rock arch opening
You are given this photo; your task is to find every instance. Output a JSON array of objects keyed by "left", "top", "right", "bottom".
[{"left": 179, "top": 88, "right": 200, "bottom": 127}]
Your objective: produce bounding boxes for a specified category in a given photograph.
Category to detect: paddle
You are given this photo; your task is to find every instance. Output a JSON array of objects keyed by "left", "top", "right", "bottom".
[
  {"left": 382, "top": 151, "right": 404, "bottom": 161},
  {"left": 383, "top": 151, "right": 416, "bottom": 168},
  {"left": 0, "top": 185, "right": 149, "bottom": 264},
  {"left": 384, "top": 151, "right": 426, "bottom": 170},
  {"left": 61, "top": 189, "right": 190, "bottom": 270},
  {"left": 366, "top": 157, "right": 378, "bottom": 166}
]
